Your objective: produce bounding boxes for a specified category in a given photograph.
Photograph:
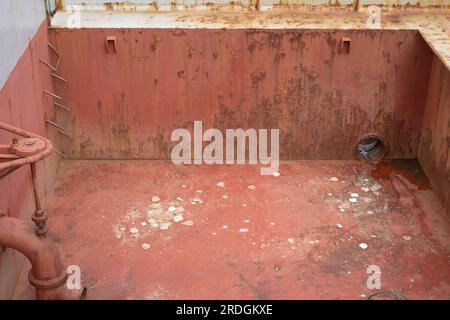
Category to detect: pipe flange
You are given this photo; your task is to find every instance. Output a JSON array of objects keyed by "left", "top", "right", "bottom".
[
  {"left": 31, "top": 210, "right": 47, "bottom": 224},
  {"left": 35, "top": 225, "right": 49, "bottom": 236},
  {"left": 367, "top": 291, "right": 406, "bottom": 300},
  {"left": 31, "top": 210, "right": 49, "bottom": 236},
  {"left": 28, "top": 269, "right": 68, "bottom": 290},
  {"left": 10, "top": 138, "right": 46, "bottom": 157}
]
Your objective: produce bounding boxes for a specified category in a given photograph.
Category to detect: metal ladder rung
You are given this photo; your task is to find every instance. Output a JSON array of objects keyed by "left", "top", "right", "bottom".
[
  {"left": 38, "top": 42, "right": 61, "bottom": 72},
  {"left": 54, "top": 101, "right": 71, "bottom": 112},
  {"left": 45, "top": 119, "right": 64, "bottom": 131},
  {"left": 43, "top": 90, "right": 62, "bottom": 100}
]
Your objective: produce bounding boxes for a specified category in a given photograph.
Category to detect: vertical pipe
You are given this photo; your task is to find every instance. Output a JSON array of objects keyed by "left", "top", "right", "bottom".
[
  {"left": 0, "top": 216, "right": 87, "bottom": 300},
  {"left": 30, "top": 163, "right": 48, "bottom": 237},
  {"left": 30, "top": 163, "right": 42, "bottom": 211}
]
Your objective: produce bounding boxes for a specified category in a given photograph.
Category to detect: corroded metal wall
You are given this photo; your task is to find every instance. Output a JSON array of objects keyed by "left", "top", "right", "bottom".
[
  {"left": 0, "top": 22, "right": 61, "bottom": 299},
  {"left": 419, "top": 55, "right": 450, "bottom": 215},
  {"left": 51, "top": 29, "right": 433, "bottom": 160}
]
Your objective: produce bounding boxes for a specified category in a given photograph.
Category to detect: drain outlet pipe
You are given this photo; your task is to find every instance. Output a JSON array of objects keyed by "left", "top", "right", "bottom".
[{"left": 0, "top": 215, "right": 86, "bottom": 300}]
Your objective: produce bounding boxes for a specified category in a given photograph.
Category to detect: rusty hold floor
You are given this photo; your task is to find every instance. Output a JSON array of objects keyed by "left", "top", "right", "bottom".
[{"left": 12, "top": 160, "right": 450, "bottom": 299}]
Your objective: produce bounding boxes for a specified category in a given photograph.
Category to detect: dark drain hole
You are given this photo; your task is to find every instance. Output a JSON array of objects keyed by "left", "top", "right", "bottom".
[{"left": 356, "top": 135, "right": 387, "bottom": 161}]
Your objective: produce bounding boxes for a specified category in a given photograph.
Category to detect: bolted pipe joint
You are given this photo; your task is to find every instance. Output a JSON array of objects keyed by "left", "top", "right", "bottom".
[
  {"left": 30, "top": 270, "right": 87, "bottom": 300},
  {"left": 31, "top": 209, "right": 49, "bottom": 237},
  {"left": 0, "top": 216, "right": 86, "bottom": 300}
]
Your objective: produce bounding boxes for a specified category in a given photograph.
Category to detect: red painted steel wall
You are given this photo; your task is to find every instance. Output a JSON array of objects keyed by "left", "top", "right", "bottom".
[
  {"left": 0, "top": 21, "right": 61, "bottom": 299},
  {"left": 419, "top": 55, "right": 450, "bottom": 215},
  {"left": 50, "top": 29, "right": 433, "bottom": 160}
]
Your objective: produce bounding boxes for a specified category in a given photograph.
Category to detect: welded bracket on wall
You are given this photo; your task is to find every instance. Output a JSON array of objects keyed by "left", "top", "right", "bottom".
[
  {"left": 339, "top": 37, "right": 352, "bottom": 54},
  {"left": 105, "top": 36, "right": 117, "bottom": 54}
]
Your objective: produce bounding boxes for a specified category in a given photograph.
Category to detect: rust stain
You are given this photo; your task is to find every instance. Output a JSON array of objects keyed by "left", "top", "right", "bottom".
[
  {"left": 418, "top": 55, "right": 450, "bottom": 215},
  {"left": 371, "top": 160, "right": 431, "bottom": 190},
  {"left": 50, "top": 28, "right": 434, "bottom": 163},
  {"left": 58, "top": 1, "right": 450, "bottom": 13},
  {"left": 18, "top": 159, "right": 450, "bottom": 299}
]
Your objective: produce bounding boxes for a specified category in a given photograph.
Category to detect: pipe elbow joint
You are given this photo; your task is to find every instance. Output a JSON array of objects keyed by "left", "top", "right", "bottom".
[{"left": 0, "top": 216, "right": 87, "bottom": 300}]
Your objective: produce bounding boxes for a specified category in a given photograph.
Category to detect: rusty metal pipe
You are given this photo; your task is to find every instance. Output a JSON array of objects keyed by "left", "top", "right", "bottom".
[
  {"left": 0, "top": 121, "right": 53, "bottom": 172},
  {"left": 30, "top": 162, "right": 49, "bottom": 237},
  {"left": 30, "top": 163, "right": 42, "bottom": 212},
  {"left": 0, "top": 121, "right": 86, "bottom": 299},
  {"left": 0, "top": 166, "right": 21, "bottom": 179},
  {"left": 0, "top": 216, "right": 86, "bottom": 300}
]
